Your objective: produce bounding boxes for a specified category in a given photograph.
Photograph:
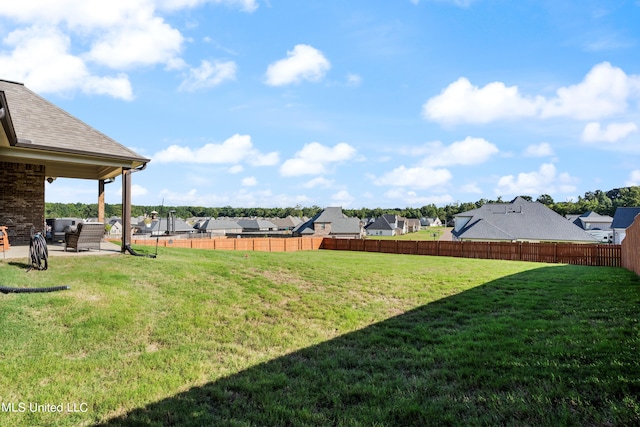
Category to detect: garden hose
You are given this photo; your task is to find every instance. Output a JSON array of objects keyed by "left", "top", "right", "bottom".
[
  {"left": 0, "top": 233, "right": 70, "bottom": 293},
  {"left": 0, "top": 286, "right": 69, "bottom": 294},
  {"left": 28, "top": 232, "right": 48, "bottom": 271}
]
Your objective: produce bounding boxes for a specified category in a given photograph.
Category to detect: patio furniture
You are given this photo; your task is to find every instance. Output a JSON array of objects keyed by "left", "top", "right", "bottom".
[
  {"left": 51, "top": 218, "right": 82, "bottom": 242},
  {"left": 64, "top": 222, "right": 104, "bottom": 252}
]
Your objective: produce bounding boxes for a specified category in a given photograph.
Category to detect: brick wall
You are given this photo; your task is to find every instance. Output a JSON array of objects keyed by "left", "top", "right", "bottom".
[{"left": 0, "top": 161, "right": 45, "bottom": 244}]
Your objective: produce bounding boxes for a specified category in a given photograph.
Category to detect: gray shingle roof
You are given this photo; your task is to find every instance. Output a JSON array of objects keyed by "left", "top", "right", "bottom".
[
  {"left": 0, "top": 79, "right": 148, "bottom": 163},
  {"left": 199, "top": 219, "right": 242, "bottom": 231},
  {"left": 314, "top": 206, "right": 346, "bottom": 223},
  {"left": 611, "top": 207, "right": 640, "bottom": 229},
  {"left": 330, "top": 218, "right": 362, "bottom": 234},
  {"left": 453, "top": 197, "right": 599, "bottom": 242},
  {"left": 365, "top": 216, "right": 394, "bottom": 231}
]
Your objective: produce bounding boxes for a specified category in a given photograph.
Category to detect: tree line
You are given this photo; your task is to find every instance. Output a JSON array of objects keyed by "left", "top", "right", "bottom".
[{"left": 45, "top": 186, "right": 640, "bottom": 223}]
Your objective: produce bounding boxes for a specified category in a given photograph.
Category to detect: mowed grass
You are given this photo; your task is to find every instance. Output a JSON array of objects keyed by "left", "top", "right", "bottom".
[
  {"left": 0, "top": 247, "right": 639, "bottom": 426},
  {"left": 367, "top": 228, "right": 447, "bottom": 240}
]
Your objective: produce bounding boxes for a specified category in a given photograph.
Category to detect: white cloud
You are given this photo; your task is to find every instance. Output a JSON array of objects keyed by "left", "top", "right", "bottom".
[
  {"left": 423, "top": 62, "right": 640, "bottom": 125},
  {"left": 178, "top": 60, "right": 237, "bottom": 91},
  {"left": 541, "top": 62, "right": 640, "bottom": 120},
  {"left": 626, "top": 170, "right": 640, "bottom": 186},
  {"left": 159, "top": 0, "right": 258, "bottom": 13},
  {"left": 383, "top": 189, "right": 454, "bottom": 206},
  {"left": 347, "top": 73, "right": 362, "bottom": 87},
  {"left": 241, "top": 176, "right": 257, "bottom": 186},
  {"left": 495, "top": 163, "right": 578, "bottom": 197},
  {"left": 461, "top": 182, "right": 482, "bottom": 194},
  {"left": 374, "top": 165, "right": 452, "bottom": 188},
  {"left": 0, "top": 0, "right": 254, "bottom": 98},
  {"left": 280, "top": 142, "right": 356, "bottom": 176},
  {"left": 0, "top": 26, "right": 133, "bottom": 100},
  {"left": 523, "top": 142, "right": 554, "bottom": 157},
  {"left": 265, "top": 44, "right": 331, "bottom": 86},
  {"left": 153, "top": 134, "right": 279, "bottom": 166},
  {"left": 302, "top": 176, "right": 335, "bottom": 188},
  {"left": 422, "top": 78, "right": 542, "bottom": 124},
  {"left": 331, "top": 190, "right": 354, "bottom": 207},
  {"left": 228, "top": 165, "right": 244, "bottom": 174},
  {"left": 582, "top": 121, "right": 638, "bottom": 143},
  {"left": 421, "top": 137, "right": 499, "bottom": 167},
  {"left": 85, "top": 18, "right": 184, "bottom": 69}
]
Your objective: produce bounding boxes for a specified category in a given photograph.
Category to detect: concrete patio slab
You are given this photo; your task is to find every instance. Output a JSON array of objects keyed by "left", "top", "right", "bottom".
[{"left": 0, "top": 240, "right": 121, "bottom": 261}]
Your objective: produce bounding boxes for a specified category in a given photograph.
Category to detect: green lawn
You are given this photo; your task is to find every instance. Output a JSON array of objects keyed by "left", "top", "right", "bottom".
[
  {"left": 1, "top": 247, "right": 639, "bottom": 426},
  {"left": 367, "top": 227, "right": 447, "bottom": 240}
]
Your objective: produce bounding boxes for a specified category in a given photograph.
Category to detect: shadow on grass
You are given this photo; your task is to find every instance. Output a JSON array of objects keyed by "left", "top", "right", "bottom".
[{"left": 99, "top": 265, "right": 640, "bottom": 426}]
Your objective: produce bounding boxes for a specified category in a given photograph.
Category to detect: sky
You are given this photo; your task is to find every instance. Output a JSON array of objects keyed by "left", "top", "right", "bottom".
[{"left": 1, "top": 0, "right": 640, "bottom": 209}]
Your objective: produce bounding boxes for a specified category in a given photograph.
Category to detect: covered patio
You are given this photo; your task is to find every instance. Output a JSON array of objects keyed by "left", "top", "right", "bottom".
[
  {"left": 0, "top": 79, "right": 149, "bottom": 252},
  {"left": 1, "top": 240, "right": 121, "bottom": 261}
]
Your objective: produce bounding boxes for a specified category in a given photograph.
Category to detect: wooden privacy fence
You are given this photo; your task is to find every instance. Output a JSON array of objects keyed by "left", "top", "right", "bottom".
[
  {"left": 321, "top": 239, "right": 621, "bottom": 267},
  {"left": 130, "top": 236, "right": 324, "bottom": 252},
  {"left": 622, "top": 215, "right": 640, "bottom": 275}
]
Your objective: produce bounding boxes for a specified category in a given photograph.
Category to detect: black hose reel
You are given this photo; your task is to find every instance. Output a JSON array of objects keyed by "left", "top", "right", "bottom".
[{"left": 0, "top": 231, "right": 70, "bottom": 294}]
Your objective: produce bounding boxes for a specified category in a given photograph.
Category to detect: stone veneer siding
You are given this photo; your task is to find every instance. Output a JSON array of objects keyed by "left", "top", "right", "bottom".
[{"left": 0, "top": 161, "right": 45, "bottom": 244}]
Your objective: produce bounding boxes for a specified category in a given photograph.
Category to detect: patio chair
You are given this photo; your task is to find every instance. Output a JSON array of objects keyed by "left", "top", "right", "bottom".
[{"left": 64, "top": 222, "right": 104, "bottom": 252}]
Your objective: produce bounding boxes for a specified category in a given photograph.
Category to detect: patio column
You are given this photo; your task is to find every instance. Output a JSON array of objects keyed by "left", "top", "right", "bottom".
[
  {"left": 121, "top": 168, "right": 132, "bottom": 253},
  {"left": 98, "top": 179, "right": 105, "bottom": 223}
]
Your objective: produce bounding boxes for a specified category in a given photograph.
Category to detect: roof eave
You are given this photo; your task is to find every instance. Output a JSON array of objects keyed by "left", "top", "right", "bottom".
[{"left": 0, "top": 91, "right": 18, "bottom": 146}]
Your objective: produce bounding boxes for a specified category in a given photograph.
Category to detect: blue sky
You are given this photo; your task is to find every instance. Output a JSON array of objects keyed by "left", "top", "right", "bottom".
[{"left": 1, "top": 0, "right": 640, "bottom": 209}]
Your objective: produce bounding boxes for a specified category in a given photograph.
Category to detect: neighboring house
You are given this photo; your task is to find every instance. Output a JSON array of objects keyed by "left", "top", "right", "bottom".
[
  {"left": 405, "top": 218, "right": 421, "bottom": 232},
  {"left": 365, "top": 216, "right": 396, "bottom": 236},
  {"left": 421, "top": 217, "right": 443, "bottom": 227},
  {"left": 198, "top": 218, "right": 243, "bottom": 236},
  {"left": 0, "top": 79, "right": 149, "bottom": 247},
  {"left": 293, "top": 207, "right": 363, "bottom": 239},
  {"left": 107, "top": 218, "right": 123, "bottom": 236},
  {"left": 236, "top": 219, "right": 278, "bottom": 233},
  {"left": 137, "top": 217, "right": 195, "bottom": 236},
  {"left": 270, "top": 216, "right": 303, "bottom": 231},
  {"left": 611, "top": 207, "right": 640, "bottom": 244},
  {"left": 452, "top": 197, "right": 599, "bottom": 243},
  {"left": 568, "top": 211, "right": 613, "bottom": 243}
]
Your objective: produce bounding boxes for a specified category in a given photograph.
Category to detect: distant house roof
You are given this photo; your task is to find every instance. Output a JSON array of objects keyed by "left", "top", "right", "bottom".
[
  {"left": 570, "top": 211, "right": 613, "bottom": 230},
  {"left": 365, "top": 216, "right": 394, "bottom": 231},
  {"left": 199, "top": 219, "right": 242, "bottom": 231},
  {"left": 0, "top": 79, "right": 149, "bottom": 180},
  {"left": 331, "top": 218, "right": 363, "bottom": 235},
  {"left": 314, "top": 206, "right": 347, "bottom": 223},
  {"left": 141, "top": 218, "right": 194, "bottom": 234},
  {"left": 611, "top": 207, "right": 640, "bottom": 229},
  {"left": 293, "top": 207, "right": 361, "bottom": 237},
  {"left": 236, "top": 219, "right": 278, "bottom": 231},
  {"left": 270, "top": 216, "right": 303, "bottom": 230},
  {"left": 453, "top": 197, "right": 598, "bottom": 243}
]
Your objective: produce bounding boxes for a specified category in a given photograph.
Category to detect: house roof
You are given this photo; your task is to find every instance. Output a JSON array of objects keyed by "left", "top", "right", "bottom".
[
  {"left": 140, "top": 218, "right": 194, "bottom": 233},
  {"left": 314, "top": 206, "right": 346, "bottom": 223},
  {"left": 453, "top": 197, "right": 599, "bottom": 242},
  {"left": 270, "top": 216, "right": 303, "bottom": 229},
  {"left": 570, "top": 211, "right": 613, "bottom": 230},
  {"left": 236, "top": 219, "right": 278, "bottom": 230},
  {"left": 199, "top": 219, "right": 242, "bottom": 231},
  {"left": 293, "top": 207, "right": 361, "bottom": 236},
  {"left": 611, "top": 207, "right": 640, "bottom": 229},
  {"left": 365, "top": 216, "right": 394, "bottom": 231},
  {"left": 330, "top": 218, "right": 362, "bottom": 234},
  {"left": 0, "top": 79, "right": 149, "bottom": 180}
]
